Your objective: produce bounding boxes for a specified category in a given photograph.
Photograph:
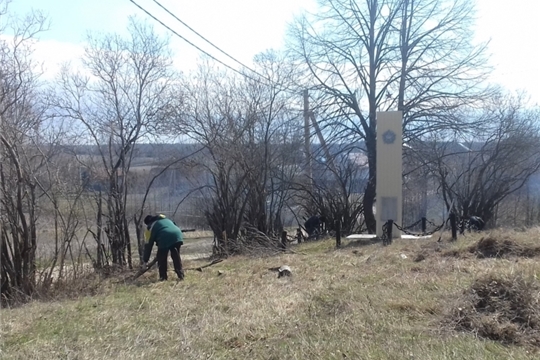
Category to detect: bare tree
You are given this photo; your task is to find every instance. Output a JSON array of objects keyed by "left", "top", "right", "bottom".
[
  {"left": 175, "top": 54, "right": 303, "bottom": 255},
  {"left": 289, "top": 0, "right": 490, "bottom": 233},
  {"left": 421, "top": 96, "right": 540, "bottom": 227},
  {"left": 239, "top": 52, "right": 304, "bottom": 237},
  {"left": 52, "top": 18, "right": 178, "bottom": 268},
  {"left": 294, "top": 144, "right": 368, "bottom": 235},
  {"left": 0, "top": 3, "right": 50, "bottom": 302},
  {"left": 497, "top": 179, "right": 540, "bottom": 228}
]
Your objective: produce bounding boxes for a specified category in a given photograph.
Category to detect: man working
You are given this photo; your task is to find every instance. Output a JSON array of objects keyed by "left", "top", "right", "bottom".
[
  {"left": 304, "top": 215, "right": 326, "bottom": 239},
  {"left": 143, "top": 214, "right": 184, "bottom": 281},
  {"left": 468, "top": 216, "right": 485, "bottom": 231}
]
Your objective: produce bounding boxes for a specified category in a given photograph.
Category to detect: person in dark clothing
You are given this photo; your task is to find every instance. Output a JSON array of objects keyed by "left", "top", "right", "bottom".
[
  {"left": 143, "top": 214, "right": 184, "bottom": 281},
  {"left": 468, "top": 216, "right": 485, "bottom": 231},
  {"left": 304, "top": 215, "right": 326, "bottom": 239}
]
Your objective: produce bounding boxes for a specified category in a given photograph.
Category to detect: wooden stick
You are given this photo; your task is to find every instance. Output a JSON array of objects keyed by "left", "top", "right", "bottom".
[
  {"left": 129, "top": 258, "right": 224, "bottom": 281},
  {"left": 130, "top": 257, "right": 158, "bottom": 280},
  {"left": 184, "top": 258, "right": 223, "bottom": 272}
]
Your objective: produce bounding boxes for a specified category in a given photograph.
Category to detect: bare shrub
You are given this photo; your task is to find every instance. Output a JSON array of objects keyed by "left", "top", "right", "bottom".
[
  {"left": 470, "top": 237, "right": 540, "bottom": 259},
  {"left": 449, "top": 273, "right": 540, "bottom": 347},
  {"left": 441, "top": 235, "right": 540, "bottom": 259},
  {"left": 219, "top": 226, "right": 287, "bottom": 258}
]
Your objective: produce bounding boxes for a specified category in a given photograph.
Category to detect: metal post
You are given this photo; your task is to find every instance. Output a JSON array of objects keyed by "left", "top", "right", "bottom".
[
  {"left": 459, "top": 217, "right": 466, "bottom": 234},
  {"left": 421, "top": 217, "right": 427, "bottom": 235},
  {"left": 387, "top": 219, "right": 393, "bottom": 245},
  {"left": 335, "top": 219, "right": 341, "bottom": 248},
  {"left": 450, "top": 213, "right": 457, "bottom": 241},
  {"left": 296, "top": 228, "right": 302, "bottom": 243},
  {"left": 281, "top": 231, "right": 287, "bottom": 251}
]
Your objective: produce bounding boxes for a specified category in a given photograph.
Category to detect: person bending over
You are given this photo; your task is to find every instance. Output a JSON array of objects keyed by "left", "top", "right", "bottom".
[
  {"left": 468, "top": 216, "right": 485, "bottom": 231},
  {"left": 304, "top": 215, "right": 326, "bottom": 239},
  {"left": 143, "top": 214, "right": 184, "bottom": 281}
]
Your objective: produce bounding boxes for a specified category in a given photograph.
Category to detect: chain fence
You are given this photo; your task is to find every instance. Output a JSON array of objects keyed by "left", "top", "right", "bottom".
[
  {"left": 333, "top": 212, "right": 484, "bottom": 248},
  {"left": 401, "top": 218, "right": 423, "bottom": 231},
  {"left": 393, "top": 219, "right": 445, "bottom": 237},
  {"left": 378, "top": 214, "right": 484, "bottom": 246}
]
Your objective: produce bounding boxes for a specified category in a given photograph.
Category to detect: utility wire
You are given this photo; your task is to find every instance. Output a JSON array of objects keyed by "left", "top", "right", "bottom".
[
  {"left": 151, "top": 1, "right": 310, "bottom": 96},
  {"left": 128, "top": 0, "right": 267, "bottom": 85},
  {"left": 129, "top": 0, "right": 303, "bottom": 96},
  {"left": 151, "top": 0, "right": 270, "bottom": 82}
]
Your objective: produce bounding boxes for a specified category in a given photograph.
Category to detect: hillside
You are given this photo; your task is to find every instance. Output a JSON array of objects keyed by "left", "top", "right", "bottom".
[{"left": 2, "top": 230, "right": 540, "bottom": 359}]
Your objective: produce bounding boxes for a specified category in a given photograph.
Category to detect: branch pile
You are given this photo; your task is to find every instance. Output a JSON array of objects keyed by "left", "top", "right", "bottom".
[{"left": 233, "top": 226, "right": 287, "bottom": 256}]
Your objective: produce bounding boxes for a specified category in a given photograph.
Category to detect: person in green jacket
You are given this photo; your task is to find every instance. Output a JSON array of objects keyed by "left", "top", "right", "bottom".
[{"left": 143, "top": 214, "right": 184, "bottom": 281}]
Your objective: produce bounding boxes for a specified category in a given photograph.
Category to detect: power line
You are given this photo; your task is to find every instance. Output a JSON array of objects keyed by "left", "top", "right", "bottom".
[
  {"left": 129, "top": 0, "right": 301, "bottom": 96},
  {"left": 128, "top": 0, "right": 267, "bottom": 85},
  {"left": 151, "top": 0, "right": 270, "bottom": 81}
]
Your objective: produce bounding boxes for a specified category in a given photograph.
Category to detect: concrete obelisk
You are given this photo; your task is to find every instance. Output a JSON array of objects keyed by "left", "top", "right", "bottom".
[{"left": 376, "top": 111, "right": 403, "bottom": 238}]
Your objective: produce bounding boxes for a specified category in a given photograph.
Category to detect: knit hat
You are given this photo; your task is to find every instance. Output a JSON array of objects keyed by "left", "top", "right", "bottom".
[{"left": 144, "top": 215, "right": 154, "bottom": 225}]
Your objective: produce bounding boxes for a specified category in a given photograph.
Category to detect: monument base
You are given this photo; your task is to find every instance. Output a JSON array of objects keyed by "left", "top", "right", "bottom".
[{"left": 346, "top": 234, "right": 432, "bottom": 240}]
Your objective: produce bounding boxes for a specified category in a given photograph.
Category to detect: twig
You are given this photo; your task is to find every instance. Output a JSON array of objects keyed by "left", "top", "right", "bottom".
[
  {"left": 184, "top": 258, "right": 223, "bottom": 272},
  {"left": 129, "top": 258, "right": 224, "bottom": 281}
]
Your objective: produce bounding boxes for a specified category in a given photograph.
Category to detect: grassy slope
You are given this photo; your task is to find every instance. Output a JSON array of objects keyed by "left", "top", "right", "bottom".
[{"left": 1, "top": 230, "right": 540, "bottom": 360}]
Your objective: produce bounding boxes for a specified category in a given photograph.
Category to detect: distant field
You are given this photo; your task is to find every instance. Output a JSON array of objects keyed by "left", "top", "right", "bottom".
[
  {"left": 34, "top": 225, "right": 214, "bottom": 264},
  {"left": 181, "top": 235, "right": 213, "bottom": 260},
  {"left": 2, "top": 229, "right": 540, "bottom": 359}
]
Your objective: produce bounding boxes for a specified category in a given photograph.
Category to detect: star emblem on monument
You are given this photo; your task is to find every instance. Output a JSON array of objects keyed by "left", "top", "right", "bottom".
[{"left": 382, "top": 130, "right": 396, "bottom": 144}]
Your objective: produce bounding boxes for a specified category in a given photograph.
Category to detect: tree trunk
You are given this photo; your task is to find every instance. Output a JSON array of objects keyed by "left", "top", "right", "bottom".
[{"left": 363, "top": 133, "right": 377, "bottom": 233}]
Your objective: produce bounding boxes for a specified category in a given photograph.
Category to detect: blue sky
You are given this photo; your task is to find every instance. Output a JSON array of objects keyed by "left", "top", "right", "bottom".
[{"left": 8, "top": 0, "right": 540, "bottom": 104}]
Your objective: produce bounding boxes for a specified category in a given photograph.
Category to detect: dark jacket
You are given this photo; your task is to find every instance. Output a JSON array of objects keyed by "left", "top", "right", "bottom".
[
  {"left": 143, "top": 218, "right": 183, "bottom": 262},
  {"left": 469, "top": 216, "right": 485, "bottom": 230},
  {"left": 304, "top": 215, "right": 321, "bottom": 233}
]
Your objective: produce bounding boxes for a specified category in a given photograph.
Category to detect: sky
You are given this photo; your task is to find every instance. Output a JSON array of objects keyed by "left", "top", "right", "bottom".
[{"left": 7, "top": 0, "right": 540, "bottom": 105}]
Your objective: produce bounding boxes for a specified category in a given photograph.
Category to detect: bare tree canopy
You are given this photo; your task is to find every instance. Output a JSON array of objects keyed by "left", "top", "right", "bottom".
[
  {"left": 288, "top": 0, "right": 491, "bottom": 232},
  {"left": 420, "top": 95, "right": 540, "bottom": 227},
  {"left": 52, "top": 18, "right": 179, "bottom": 267},
  {"left": 172, "top": 53, "right": 304, "bottom": 255},
  {"left": 0, "top": 2, "right": 49, "bottom": 301}
]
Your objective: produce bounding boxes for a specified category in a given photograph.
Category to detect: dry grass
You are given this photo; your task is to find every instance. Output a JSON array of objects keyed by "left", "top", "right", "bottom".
[
  {"left": 183, "top": 230, "right": 214, "bottom": 239},
  {"left": 1, "top": 229, "right": 540, "bottom": 359},
  {"left": 448, "top": 273, "right": 540, "bottom": 346}
]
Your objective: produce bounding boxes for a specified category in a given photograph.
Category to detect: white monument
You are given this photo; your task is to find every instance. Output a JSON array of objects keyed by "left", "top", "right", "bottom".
[{"left": 376, "top": 111, "right": 403, "bottom": 238}]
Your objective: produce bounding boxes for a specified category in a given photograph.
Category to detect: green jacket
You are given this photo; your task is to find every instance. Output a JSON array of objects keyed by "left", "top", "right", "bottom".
[{"left": 143, "top": 218, "right": 183, "bottom": 262}]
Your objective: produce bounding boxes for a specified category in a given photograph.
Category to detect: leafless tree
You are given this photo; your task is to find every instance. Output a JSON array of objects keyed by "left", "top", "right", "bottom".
[
  {"left": 294, "top": 144, "right": 368, "bottom": 235},
  {"left": 402, "top": 152, "right": 433, "bottom": 226},
  {"left": 175, "top": 54, "right": 303, "bottom": 255},
  {"left": 289, "top": 0, "right": 490, "bottom": 233},
  {"left": 497, "top": 179, "right": 540, "bottom": 228},
  {"left": 52, "top": 18, "right": 178, "bottom": 268},
  {"left": 0, "top": 3, "right": 50, "bottom": 302},
  {"left": 420, "top": 96, "right": 540, "bottom": 227}
]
